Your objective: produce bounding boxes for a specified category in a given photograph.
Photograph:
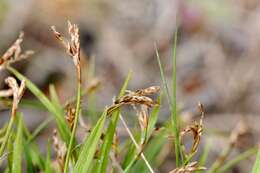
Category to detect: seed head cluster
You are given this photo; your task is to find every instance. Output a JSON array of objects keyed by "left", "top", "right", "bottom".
[
  {"left": 0, "top": 77, "right": 26, "bottom": 116},
  {"left": 0, "top": 32, "right": 33, "bottom": 70},
  {"left": 169, "top": 162, "right": 206, "bottom": 173}
]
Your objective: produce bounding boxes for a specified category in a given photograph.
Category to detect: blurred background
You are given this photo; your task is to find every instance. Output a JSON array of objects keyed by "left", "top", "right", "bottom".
[{"left": 1, "top": 0, "right": 260, "bottom": 172}]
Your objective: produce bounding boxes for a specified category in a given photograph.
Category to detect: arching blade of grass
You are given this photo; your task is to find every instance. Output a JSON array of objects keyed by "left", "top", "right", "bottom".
[
  {"left": 28, "top": 116, "right": 53, "bottom": 143},
  {"left": 251, "top": 149, "right": 260, "bottom": 173},
  {"left": 11, "top": 116, "right": 23, "bottom": 173},
  {"left": 73, "top": 110, "right": 107, "bottom": 173},
  {"left": 155, "top": 38, "right": 182, "bottom": 166},
  {"left": 195, "top": 140, "right": 211, "bottom": 173},
  {"left": 0, "top": 111, "right": 15, "bottom": 158},
  {"left": 22, "top": 118, "right": 36, "bottom": 173},
  {"left": 49, "top": 84, "right": 62, "bottom": 111},
  {"left": 0, "top": 98, "right": 46, "bottom": 111},
  {"left": 7, "top": 66, "right": 71, "bottom": 144},
  {"left": 45, "top": 139, "right": 53, "bottom": 173},
  {"left": 23, "top": 139, "right": 36, "bottom": 173},
  {"left": 218, "top": 147, "right": 258, "bottom": 173},
  {"left": 95, "top": 71, "right": 132, "bottom": 173}
]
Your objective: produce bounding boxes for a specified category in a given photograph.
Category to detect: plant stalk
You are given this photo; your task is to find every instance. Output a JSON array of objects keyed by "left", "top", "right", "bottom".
[
  {"left": 64, "top": 67, "right": 81, "bottom": 173},
  {"left": 119, "top": 114, "right": 154, "bottom": 173}
]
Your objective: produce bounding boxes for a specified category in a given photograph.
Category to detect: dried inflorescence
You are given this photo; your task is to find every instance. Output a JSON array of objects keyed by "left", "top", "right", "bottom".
[
  {"left": 137, "top": 105, "right": 149, "bottom": 132},
  {"left": 65, "top": 104, "right": 76, "bottom": 130},
  {"left": 0, "top": 32, "right": 34, "bottom": 70},
  {"left": 169, "top": 162, "right": 206, "bottom": 173},
  {"left": 51, "top": 21, "right": 81, "bottom": 82},
  {"left": 53, "top": 129, "right": 67, "bottom": 172},
  {"left": 230, "top": 118, "right": 250, "bottom": 146},
  {"left": 0, "top": 77, "right": 26, "bottom": 116},
  {"left": 108, "top": 86, "right": 160, "bottom": 115},
  {"left": 180, "top": 102, "right": 204, "bottom": 156}
]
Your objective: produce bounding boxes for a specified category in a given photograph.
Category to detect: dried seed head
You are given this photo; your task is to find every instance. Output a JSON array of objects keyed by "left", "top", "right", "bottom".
[
  {"left": 51, "top": 21, "right": 80, "bottom": 67},
  {"left": 108, "top": 86, "right": 159, "bottom": 116},
  {"left": 86, "top": 78, "right": 101, "bottom": 94},
  {"left": 170, "top": 162, "right": 206, "bottom": 173},
  {"left": 135, "top": 86, "right": 160, "bottom": 96},
  {"left": 115, "top": 95, "right": 158, "bottom": 107},
  {"left": 53, "top": 129, "right": 67, "bottom": 172},
  {"left": 138, "top": 105, "right": 149, "bottom": 132},
  {"left": 180, "top": 121, "right": 203, "bottom": 155},
  {"left": 230, "top": 119, "right": 250, "bottom": 146},
  {"left": 1, "top": 77, "right": 26, "bottom": 115},
  {"left": 65, "top": 104, "right": 76, "bottom": 130},
  {"left": 0, "top": 32, "right": 34, "bottom": 70},
  {"left": 180, "top": 103, "right": 204, "bottom": 155},
  {"left": 0, "top": 89, "right": 13, "bottom": 98}
]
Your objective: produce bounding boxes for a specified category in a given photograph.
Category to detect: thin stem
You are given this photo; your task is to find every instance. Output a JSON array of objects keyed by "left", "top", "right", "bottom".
[
  {"left": 172, "top": 28, "right": 182, "bottom": 166},
  {"left": 119, "top": 114, "right": 154, "bottom": 173},
  {"left": 64, "top": 67, "right": 81, "bottom": 173},
  {"left": 0, "top": 106, "right": 16, "bottom": 156}
]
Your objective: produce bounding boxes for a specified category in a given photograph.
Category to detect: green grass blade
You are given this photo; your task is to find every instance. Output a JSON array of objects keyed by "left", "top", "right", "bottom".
[
  {"left": 171, "top": 29, "right": 182, "bottom": 166},
  {"left": 122, "top": 96, "right": 161, "bottom": 172},
  {"left": 23, "top": 140, "right": 35, "bottom": 173},
  {"left": 251, "top": 149, "right": 260, "bottom": 173},
  {"left": 11, "top": 116, "right": 23, "bottom": 173},
  {"left": 22, "top": 118, "right": 36, "bottom": 173},
  {"left": 198, "top": 140, "right": 211, "bottom": 168},
  {"left": 218, "top": 147, "right": 258, "bottom": 173},
  {"left": 127, "top": 129, "right": 167, "bottom": 173},
  {"left": 28, "top": 116, "right": 53, "bottom": 143},
  {"left": 0, "top": 98, "right": 46, "bottom": 111},
  {"left": 122, "top": 143, "right": 137, "bottom": 169},
  {"left": 73, "top": 110, "right": 107, "bottom": 173},
  {"left": 155, "top": 42, "right": 182, "bottom": 166},
  {"left": 45, "top": 139, "right": 53, "bottom": 173},
  {"left": 0, "top": 113, "right": 15, "bottom": 158},
  {"left": 7, "top": 66, "right": 71, "bottom": 144},
  {"left": 95, "top": 71, "right": 132, "bottom": 173},
  {"left": 63, "top": 72, "right": 81, "bottom": 173},
  {"left": 49, "top": 84, "right": 62, "bottom": 110},
  {"left": 147, "top": 95, "right": 161, "bottom": 138}
]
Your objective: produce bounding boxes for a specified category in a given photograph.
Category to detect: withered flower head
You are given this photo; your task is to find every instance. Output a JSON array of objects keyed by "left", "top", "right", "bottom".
[
  {"left": 0, "top": 77, "right": 26, "bottom": 115},
  {"left": 0, "top": 32, "right": 34, "bottom": 70},
  {"left": 169, "top": 162, "right": 206, "bottom": 173},
  {"left": 51, "top": 21, "right": 80, "bottom": 67},
  {"left": 53, "top": 129, "right": 67, "bottom": 172},
  {"left": 138, "top": 105, "right": 149, "bottom": 132},
  {"left": 108, "top": 86, "right": 160, "bottom": 115},
  {"left": 65, "top": 104, "right": 76, "bottom": 130},
  {"left": 135, "top": 86, "right": 160, "bottom": 96},
  {"left": 180, "top": 102, "right": 204, "bottom": 155}
]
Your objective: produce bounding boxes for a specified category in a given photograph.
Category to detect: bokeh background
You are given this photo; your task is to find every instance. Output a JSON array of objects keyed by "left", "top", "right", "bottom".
[{"left": 1, "top": 0, "right": 260, "bottom": 172}]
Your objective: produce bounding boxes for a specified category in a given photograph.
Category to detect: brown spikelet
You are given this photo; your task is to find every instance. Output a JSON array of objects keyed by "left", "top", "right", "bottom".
[
  {"left": 107, "top": 86, "right": 160, "bottom": 116},
  {"left": 0, "top": 32, "right": 34, "bottom": 69},
  {"left": 65, "top": 104, "right": 76, "bottom": 130},
  {"left": 52, "top": 129, "right": 67, "bottom": 172},
  {"left": 180, "top": 102, "right": 204, "bottom": 155},
  {"left": 138, "top": 105, "right": 149, "bottom": 132},
  {"left": 169, "top": 162, "right": 206, "bottom": 173},
  {"left": 51, "top": 21, "right": 81, "bottom": 82},
  {"left": 135, "top": 86, "right": 160, "bottom": 96},
  {"left": 115, "top": 95, "right": 158, "bottom": 107}
]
